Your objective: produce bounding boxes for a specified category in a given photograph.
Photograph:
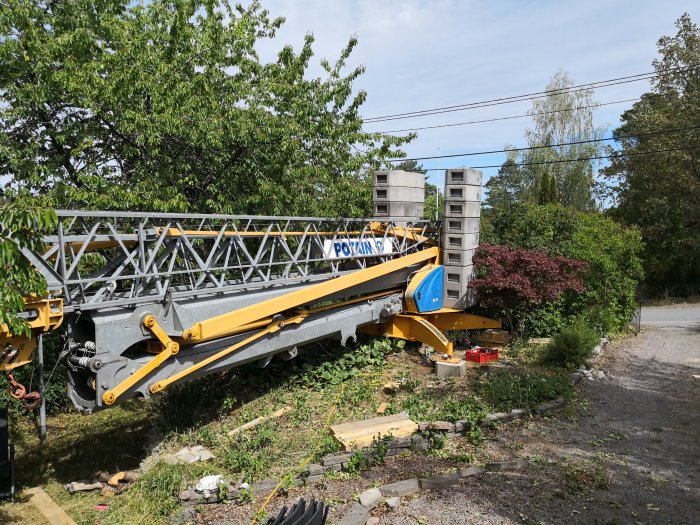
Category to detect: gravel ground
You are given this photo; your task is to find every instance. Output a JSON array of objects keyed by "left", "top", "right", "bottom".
[{"left": 197, "top": 310, "right": 700, "bottom": 525}]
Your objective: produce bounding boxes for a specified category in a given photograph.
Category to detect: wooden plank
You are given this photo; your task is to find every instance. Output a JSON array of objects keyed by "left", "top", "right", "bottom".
[
  {"left": 228, "top": 406, "right": 292, "bottom": 436},
  {"left": 25, "top": 487, "right": 77, "bottom": 525},
  {"left": 331, "top": 413, "right": 418, "bottom": 450}
]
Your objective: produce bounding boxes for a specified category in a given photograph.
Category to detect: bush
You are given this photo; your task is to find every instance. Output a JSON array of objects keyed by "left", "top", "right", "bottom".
[
  {"left": 480, "top": 203, "right": 644, "bottom": 336},
  {"left": 543, "top": 322, "right": 600, "bottom": 369}
]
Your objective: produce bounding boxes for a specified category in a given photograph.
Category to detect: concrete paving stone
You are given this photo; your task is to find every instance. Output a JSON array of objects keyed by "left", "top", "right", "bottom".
[
  {"left": 436, "top": 360, "right": 467, "bottom": 378},
  {"left": 252, "top": 479, "right": 278, "bottom": 496},
  {"left": 460, "top": 465, "right": 486, "bottom": 477},
  {"left": 430, "top": 421, "right": 455, "bottom": 432},
  {"left": 306, "top": 463, "right": 326, "bottom": 476},
  {"left": 322, "top": 452, "right": 353, "bottom": 466},
  {"left": 359, "top": 487, "right": 383, "bottom": 509},
  {"left": 536, "top": 398, "right": 565, "bottom": 414},
  {"left": 367, "top": 518, "right": 380, "bottom": 525},
  {"left": 510, "top": 408, "right": 528, "bottom": 419},
  {"left": 417, "top": 422, "right": 430, "bottom": 431},
  {"left": 419, "top": 471, "right": 461, "bottom": 490},
  {"left": 337, "top": 502, "right": 369, "bottom": 525},
  {"left": 483, "top": 412, "right": 514, "bottom": 425},
  {"left": 454, "top": 419, "right": 472, "bottom": 432},
  {"left": 485, "top": 459, "right": 528, "bottom": 472},
  {"left": 305, "top": 474, "right": 324, "bottom": 484},
  {"left": 379, "top": 478, "right": 420, "bottom": 497},
  {"left": 411, "top": 433, "right": 427, "bottom": 444}
]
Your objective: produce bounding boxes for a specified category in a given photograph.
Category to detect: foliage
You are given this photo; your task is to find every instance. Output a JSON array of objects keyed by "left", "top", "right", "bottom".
[
  {"left": 223, "top": 422, "right": 278, "bottom": 481},
  {"left": 402, "top": 389, "right": 487, "bottom": 425},
  {"left": 470, "top": 243, "right": 587, "bottom": 333},
  {"left": 0, "top": 0, "right": 411, "bottom": 216},
  {"left": 543, "top": 322, "right": 600, "bottom": 369},
  {"left": 481, "top": 203, "right": 644, "bottom": 336},
  {"left": 478, "top": 369, "right": 573, "bottom": 412},
  {"left": 604, "top": 13, "right": 700, "bottom": 295},
  {"left": 485, "top": 69, "right": 606, "bottom": 211},
  {"left": 0, "top": 202, "right": 56, "bottom": 337}
]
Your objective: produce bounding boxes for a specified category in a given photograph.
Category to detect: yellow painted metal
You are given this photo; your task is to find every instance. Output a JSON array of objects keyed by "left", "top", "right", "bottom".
[
  {"left": 423, "top": 310, "right": 502, "bottom": 331},
  {"left": 0, "top": 297, "right": 64, "bottom": 371},
  {"left": 149, "top": 314, "right": 307, "bottom": 394},
  {"left": 182, "top": 247, "right": 439, "bottom": 343},
  {"left": 157, "top": 228, "right": 366, "bottom": 238},
  {"left": 403, "top": 264, "right": 435, "bottom": 313},
  {"left": 297, "top": 288, "right": 403, "bottom": 315},
  {"left": 369, "top": 221, "right": 436, "bottom": 246},
  {"left": 102, "top": 314, "right": 179, "bottom": 405},
  {"left": 362, "top": 314, "right": 454, "bottom": 356}
]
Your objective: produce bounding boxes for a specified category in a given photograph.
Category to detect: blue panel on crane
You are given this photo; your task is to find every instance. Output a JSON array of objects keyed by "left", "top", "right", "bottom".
[{"left": 414, "top": 266, "right": 444, "bottom": 312}]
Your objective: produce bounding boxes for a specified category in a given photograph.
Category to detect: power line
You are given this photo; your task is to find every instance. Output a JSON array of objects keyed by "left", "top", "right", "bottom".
[
  {"left": 374, "top": 97, "right": 641, "bottom": 134},
  {"left": 416, "top": 145, "right": 698, "bottom": 172},
  {"left": 388, "top": 125, "right": 700, "bottom": 163},
  {"left": 363, "top": 66, "right": 696, "bottom": 123}
]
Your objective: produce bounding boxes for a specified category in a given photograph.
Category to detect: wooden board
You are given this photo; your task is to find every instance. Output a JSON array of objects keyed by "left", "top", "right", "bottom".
[
  {"left": 331, "top": 412, "right": 418, "bottom": 451},
  {"left": 25, "top": 487, "right": 77, "bottom": 525}
]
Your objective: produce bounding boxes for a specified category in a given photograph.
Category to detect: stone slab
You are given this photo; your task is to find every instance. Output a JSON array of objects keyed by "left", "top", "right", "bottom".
[
  {"left": 436, "top": 360, "right": 467, "bottom": 378},
  {"left": 379, "top": 478, "right": 420, "bottom": 497},
  {"left": 337, "top": 502, "right": 369, "bottom": 525},
  {"left": 419, "top": 472, "right": 462, "bottom": 490}
]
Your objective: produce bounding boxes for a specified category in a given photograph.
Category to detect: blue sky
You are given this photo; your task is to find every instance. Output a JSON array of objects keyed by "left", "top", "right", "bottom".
[{"left": 257, "top": 1, "right": 699, "bottom": 187}]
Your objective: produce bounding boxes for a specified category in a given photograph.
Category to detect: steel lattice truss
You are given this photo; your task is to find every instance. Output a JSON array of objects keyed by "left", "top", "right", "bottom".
[{"left": 28, "top": 211, "right": 437, "bottom": 313}]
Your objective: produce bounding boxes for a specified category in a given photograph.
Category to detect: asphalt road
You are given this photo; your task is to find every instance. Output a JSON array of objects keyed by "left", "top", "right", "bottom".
[{"left": 641, "top": 304, "right": 700, "bottom": 328}]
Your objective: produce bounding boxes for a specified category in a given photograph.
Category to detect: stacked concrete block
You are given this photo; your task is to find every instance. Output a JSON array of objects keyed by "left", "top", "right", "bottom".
[
  {"left": 373, "top": 170, "right": 424, "bottom": 223},
  {"left": 442, "top": 168, "right": 482, "bottom": 309}
]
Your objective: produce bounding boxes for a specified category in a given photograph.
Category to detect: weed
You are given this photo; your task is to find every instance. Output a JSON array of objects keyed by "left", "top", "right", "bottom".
[
  {"left": 345, "top": 450, "right": 370, "bottom": 474},
  {"left": 223, "top": 422, "right": 278, "bottom": 481},
  {"left": 564, "top": 460, "right": 610, "bottom": 493},
  {"left": 313, "top": 433, "right": 343, "bottom": 461},
  {"left": 543, "top": 322, "right": 599, "bottom": 369},
  {"left": 478, "top": 369, "right": 572, "bottom": 412}
]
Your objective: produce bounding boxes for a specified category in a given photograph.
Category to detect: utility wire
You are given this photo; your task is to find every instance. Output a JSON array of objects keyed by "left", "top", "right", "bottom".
[
  {"left": 388, "top": 125, "right": 700, "bottom": 162},
  {"left": 363, "top": 66, "right": 697, "bottom": 123},
  {"left": 416, "top": 145, "right": 699, "bottom": 171},
  {"left": 374, "top": 97, "right": 641, "bottom": 134}
]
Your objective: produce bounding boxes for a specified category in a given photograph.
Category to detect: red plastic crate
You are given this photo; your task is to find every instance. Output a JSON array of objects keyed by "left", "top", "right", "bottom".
[{"left": 466, "top": 347, "right": 499, "bottom": 364}]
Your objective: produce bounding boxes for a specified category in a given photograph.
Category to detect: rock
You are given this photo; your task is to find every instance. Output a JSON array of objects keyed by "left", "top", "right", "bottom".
[
  {"left": 383, "top": 381, "right": 401, "bottom": 393},
  {"left": 446, "top": 432, "right": 459, "bottom": 439},
  {"left": 100, "top": 487, "right": 118, "bottom": 498},
  {"left": 367, "top": 518, "right": 380, "bottom": 525},
  {"left": 385, "top": 496, "right": 401, "bottom": 510},
  {"left": 65, "top": 481, "right": 103, "bottom": 493},
  {"left": 569, "top": 372, "right": 582, "bottom": 384},
  {"left": 379, "top": 478, "right": 420, "bottom": 497},
  {"left": 174, "top": 445, "right": 215, "bottom": 464},
  {"left": 594, "top": 370, "right": 606, "bottom": 380},
  {"left": 388, "top": 437, "right": 411, "bottom": 448},
  {"left": 337, "top": 502, "right": 369, "bottom": 525},
  {"left": 419, "top": 471, "right": 461, "bottom": 490},
  {"left": 485, "top": 459, "right": 528, "bottom": 472},
  {"left": 195, "top": 475, "right": 225, "bottom": 494},
  {"left": 577, "top": 364, "right": 587, "bottom": 371},
  {"left": 510, "top": 408, "right": 527, "bottom": 420},
  {"left": 359, "top": 487, "right": 382, "bottom": 509},
  {"left": 173, "top": 507, "right": 197, "bottom": 525},
  {"left": 417, "top": 422, "right": 430, "bottom": 432},
  {"left": 322, "top": 452, "right": 353, "bottom": 466},
  {"left": 460, "top": 465, "right": 486, "bottom": 477}
]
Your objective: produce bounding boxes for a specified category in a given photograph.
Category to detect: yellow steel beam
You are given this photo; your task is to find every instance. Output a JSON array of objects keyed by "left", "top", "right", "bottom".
[
  {"left": 182, "top": 247, "right": 439, "bottom": 343},
  {"left": 423, "top": 310, "right": 502, "bottom": 331},
  {"left": 102, "top": 314, "right": 179, "bottom": 405},
  {"left": 363, "top": 314, "right": 454, "bottom": 356},
  {"left": 149, "top": 314, "right": 306, "bottom": 395}
]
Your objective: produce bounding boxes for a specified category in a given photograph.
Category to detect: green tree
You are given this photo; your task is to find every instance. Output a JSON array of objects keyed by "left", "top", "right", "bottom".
[
  {"left": 487, "top": 70, "right": 606, "bottom": 210},
  {"left": 0, "top": 202, "right": 56, "bottom": 337},
  {"left": 605, "top": 13, "right": 700, "bottom": 294},
  {"left": 0, "top": 0, "right": 412, "bottom": 216}
]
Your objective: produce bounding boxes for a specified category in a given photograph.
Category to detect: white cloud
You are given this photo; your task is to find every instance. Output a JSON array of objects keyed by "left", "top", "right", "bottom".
[{"left": 256, "top": 0, "right": 699, "bottom": 182}]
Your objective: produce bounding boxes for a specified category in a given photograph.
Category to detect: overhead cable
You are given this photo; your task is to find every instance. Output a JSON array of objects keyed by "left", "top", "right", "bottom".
[{"left": 363, "top": 66, "right": 697, "bottom": 123}]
